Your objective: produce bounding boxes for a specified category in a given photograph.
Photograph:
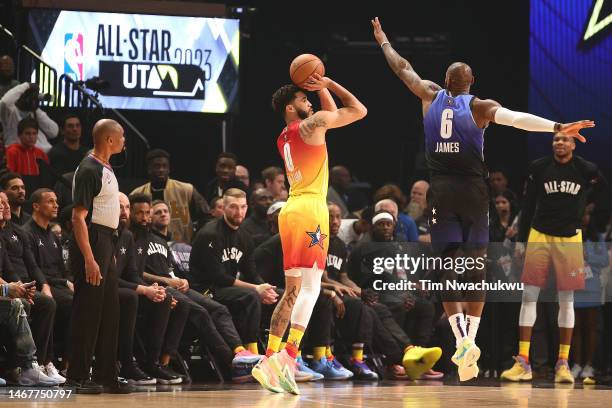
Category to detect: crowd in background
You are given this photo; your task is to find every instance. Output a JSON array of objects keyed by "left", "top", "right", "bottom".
[{"left": 1, "top": 53, "right": 612, "bottom": 388}]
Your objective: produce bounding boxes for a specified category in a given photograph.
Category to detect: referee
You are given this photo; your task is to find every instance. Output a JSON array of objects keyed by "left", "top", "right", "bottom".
[{"left": 65, "top": 119, "right": 130, "bottom": 394}]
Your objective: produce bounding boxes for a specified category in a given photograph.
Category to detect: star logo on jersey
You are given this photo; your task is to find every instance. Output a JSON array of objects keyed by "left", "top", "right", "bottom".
[
  {"left": 11, "top": 234, "right": 18, "bottom": 241},
  {"left": 120, "top": 247, "right": 127, "bottom": 255},
  {"left": 137, "top": 247, "right": 143, "bottom": 255},
  {"left": 431, "top": 217, "right": 437, "bottom": 225},
  {"left": 38, "top": 239, "right": 44, "bottom": 247},
  {"left": 306, "top": 225, "right": 327, "bottom": 249}
]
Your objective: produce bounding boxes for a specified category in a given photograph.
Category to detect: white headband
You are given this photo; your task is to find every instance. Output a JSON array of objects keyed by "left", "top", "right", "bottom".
[
  {"left": 267, "top": 201, "right": 286, "bottom": 215},
  {"left": 372, "top": 212, "right": 394, "bottom": 224}
]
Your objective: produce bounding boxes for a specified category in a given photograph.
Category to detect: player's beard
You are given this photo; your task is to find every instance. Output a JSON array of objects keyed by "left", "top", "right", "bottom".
[{"left": 296, "top": 107, "right": 310, "bottom": 120}]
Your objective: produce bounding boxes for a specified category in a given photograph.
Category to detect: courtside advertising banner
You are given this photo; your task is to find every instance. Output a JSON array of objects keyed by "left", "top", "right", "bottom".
[{"left": 29, "top": 10, "right": 240, "bottom": 113}]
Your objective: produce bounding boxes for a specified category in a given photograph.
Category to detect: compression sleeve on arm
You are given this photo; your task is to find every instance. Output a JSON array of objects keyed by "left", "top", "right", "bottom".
[{"left": 494, "top": 107, "right": 559, "bottom": 132}]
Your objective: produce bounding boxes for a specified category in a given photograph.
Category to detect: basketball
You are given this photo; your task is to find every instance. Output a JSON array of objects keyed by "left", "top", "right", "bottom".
[{"left": 289, "top": 54, "right": 325, "bottom": 87}]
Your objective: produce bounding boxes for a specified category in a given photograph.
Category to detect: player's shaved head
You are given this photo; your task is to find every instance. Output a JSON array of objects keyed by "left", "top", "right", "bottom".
[
  {"left": 445, "top": 62, "right": 474, "bottom": 94},
  {"left": 92, "top": 119, "right": 123, "bottom": 146}
]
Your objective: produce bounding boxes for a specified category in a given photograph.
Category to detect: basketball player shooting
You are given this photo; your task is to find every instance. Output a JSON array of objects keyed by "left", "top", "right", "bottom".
[
  {"left": 251, "top": 72, "right": 367, "bottom": 394},
  {"left": 371, "top": 17, "right": 594, "bottom": 381}
]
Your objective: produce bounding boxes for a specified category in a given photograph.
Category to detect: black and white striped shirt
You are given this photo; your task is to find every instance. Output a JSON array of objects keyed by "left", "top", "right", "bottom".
[{"left": 72, "top": 154, "right": 119, "bottom": 229}]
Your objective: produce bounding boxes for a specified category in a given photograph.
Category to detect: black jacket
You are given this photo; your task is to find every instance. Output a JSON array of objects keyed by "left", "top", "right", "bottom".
[{"left": 190, "top": 217, "right": 263, "bottom": 292}]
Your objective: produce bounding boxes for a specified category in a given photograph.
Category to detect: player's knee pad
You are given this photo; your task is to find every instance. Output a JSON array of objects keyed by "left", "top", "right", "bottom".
[
  {"left": 290, "top": 265, "right": 323, "bottom": 328},
  {"left": 522, "top": 284, "right": 541, "bottom": 303},
  {"left": 519, "top": 301, "right": 537, "bottom": 327},
  {"left": 558, "top": 290, "right": 575, "bottom": 328}
]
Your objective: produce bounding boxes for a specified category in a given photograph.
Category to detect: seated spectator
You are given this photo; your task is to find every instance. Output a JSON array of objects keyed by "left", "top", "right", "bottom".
[
  {"left": 242, "top": 188, "right": 273, "bottom": 247},
  {"left": 374, "top": 184, "right": 418, "bottom": 242},
  {"left": 406, "top": 180, "right": 430, "bottom": 243},
  {"left": 23, "top": 189, "right": 73, "bottom": 378},
  {"left": 327, "top": 166, "right": 368, "bottom": 216},
  {"left": 6, "top": 117, "right": 49, "bottom": 177},
  {"left": 0, "top": 172, "right": 31, "bottom": 226},
  {"left": 210, "top": 196, "right": 224, "bottom": 218},
  {"left": 337, "top": 206, "right": 373, "bottom": 254},
  {"left": 0, "top": 55, "right": 19, "bottom": 99},
  {"left": 267, "top": 200, "right": 285, "bottom": 234},
  {"left": 115, "top": 193, "right": 186, "bottom": 385},
  {"left": 189, "top": 188, "right": 278, "bottom": 353},
  {"left": 375, "top": 198, "right": 418, "bottom": 242},
  {"left": 0, "top": 189, "right": 59, "bottom": 387},
  {"left": 0, "top": 287, "right": 59, "bottom": 386},
  {"left": 489, "top": 170, "right": 509, "bottom": 196},
  {"left": 0, "top": 82, "right": 58, "bottom": 152},
  {"left": 236, "top": 164, "right": 250, "bottom": 188},
  {"left": 48, "top": 114, "right": 89, "bottom": 176},
  {"left": 131, "top": 149, "right": 210, "bottom": 243},
  {"left": 0, "top": 191, "right": 64, "bottom": 383},
  {"left": 205, "top": 152, "right": 248, "bottom": 202},
  {"left": 129, "top": 193, "right": 263, "bottom": 382},
  {"left": 251, "top": 179, "right": 265, "bottom": 192},
  {"left": 54, "top": 171, "right": 74, "bottom": 210},
  {"left": 262, "top": 166, "right": 287, "bottom": 201},
  {"left": 347, "top": 210, "right": 443, "bottom": 379}
]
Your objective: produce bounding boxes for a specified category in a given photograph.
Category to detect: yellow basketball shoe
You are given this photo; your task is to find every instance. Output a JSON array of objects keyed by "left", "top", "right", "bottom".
[
  {"left": 500, "top": 356, "right": 533, "bottom": 382},
  {"left": 554, "top": 359, "right": 575, "bottom": 384},
  {"left": 402, "top": 346, "right": 443, "bottom": 380}
]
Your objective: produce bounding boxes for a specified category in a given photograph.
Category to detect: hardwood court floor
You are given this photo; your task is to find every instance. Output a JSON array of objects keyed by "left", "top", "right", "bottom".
[{"left": 2, "top": 379, "right": 612, "bottom": 407}]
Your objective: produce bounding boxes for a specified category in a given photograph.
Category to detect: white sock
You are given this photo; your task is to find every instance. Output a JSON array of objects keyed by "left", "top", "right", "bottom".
[
  {"left": 448, "top": 313, "right": 468, "bottom": 347},
  {"left": 466, "top": 315, "right": 481, "bottom": 342}
]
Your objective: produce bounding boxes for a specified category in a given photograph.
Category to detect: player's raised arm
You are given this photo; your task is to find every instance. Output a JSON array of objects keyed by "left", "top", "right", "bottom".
[
  {"left": 300, "top": 74, "right": 367, "bottom": 139},
  {"left": 472, "top": 98, "right": 595, "bottom": 142},
  {"left": 315, "top": 88, "right": 338, "bottom": 112},
  {"left": 371, "top": 17, "right": 440, "bottom": 102}
]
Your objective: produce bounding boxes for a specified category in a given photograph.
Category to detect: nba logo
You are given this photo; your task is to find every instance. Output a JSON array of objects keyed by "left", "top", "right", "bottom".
[{"left": 64, "top": 33, "right": 84, "bottom": 81}]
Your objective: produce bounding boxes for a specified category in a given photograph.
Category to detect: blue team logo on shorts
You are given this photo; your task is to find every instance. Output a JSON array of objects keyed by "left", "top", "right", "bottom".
[{"left": 306, "top": 225, "right": 327, "bottom": 249}]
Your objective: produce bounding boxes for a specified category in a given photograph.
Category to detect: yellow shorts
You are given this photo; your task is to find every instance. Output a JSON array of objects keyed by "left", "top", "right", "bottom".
[
  {"left": 522, "top": 228, "right": 585, "bottom": 291},
  {"left": 278, "top": 195, "right": 329, "bottom": 271}
]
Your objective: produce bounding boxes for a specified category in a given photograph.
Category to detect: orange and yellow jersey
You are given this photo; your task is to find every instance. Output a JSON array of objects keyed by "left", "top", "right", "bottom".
[
  {"left": 277, "top": 120, "right": 328, "bottom": 199},
  {"left": 276, "top": 120, "right": 330, "bottom": 270}
]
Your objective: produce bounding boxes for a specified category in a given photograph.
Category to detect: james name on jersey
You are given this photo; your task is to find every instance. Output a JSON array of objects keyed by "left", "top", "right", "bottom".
[
  {"left": 543, "top": 180, "right": 581, "bottom": 195},
  {"left": 434, "top": 142, "right": 460, "bottom": 153}
]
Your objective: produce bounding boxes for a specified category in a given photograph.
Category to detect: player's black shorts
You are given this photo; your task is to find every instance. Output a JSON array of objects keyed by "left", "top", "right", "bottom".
[{"left": 426, "top": 175, "right": 489, "bottom": 255}]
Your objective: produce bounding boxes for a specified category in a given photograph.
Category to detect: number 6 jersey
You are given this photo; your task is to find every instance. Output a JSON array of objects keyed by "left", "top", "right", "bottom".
[{"left": 423, "top": 90, "right": 487, "bottom": 177}]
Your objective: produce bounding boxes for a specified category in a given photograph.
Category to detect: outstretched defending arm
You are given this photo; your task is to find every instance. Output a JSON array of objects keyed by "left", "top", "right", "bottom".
[
  {"left": 371, "top": 17, "right": 440, "bottom": 102},
  {"left": 472, "top": 98, "right": 595, "bottom": 142}
]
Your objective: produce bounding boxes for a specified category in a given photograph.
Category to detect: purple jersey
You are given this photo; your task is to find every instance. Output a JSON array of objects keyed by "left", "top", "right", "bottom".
[{"left": 423, "top": 90, "right": 487, "bottom": 177}]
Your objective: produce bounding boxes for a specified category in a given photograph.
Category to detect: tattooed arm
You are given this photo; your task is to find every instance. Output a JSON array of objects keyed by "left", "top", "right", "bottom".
[
  {"left": 299, "top": 74, "right": 367, "bottom": 145},
  {"left": 371, "top": 17, "right": 440, "bottom": 102}
]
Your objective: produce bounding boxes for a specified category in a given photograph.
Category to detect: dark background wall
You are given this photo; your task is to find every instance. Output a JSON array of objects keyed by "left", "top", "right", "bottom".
[{"left": 0, "top": 0, "right": 531, "bottom": 194}]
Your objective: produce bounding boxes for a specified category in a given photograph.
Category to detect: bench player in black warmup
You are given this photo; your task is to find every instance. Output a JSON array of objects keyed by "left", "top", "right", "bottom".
[
  {"left": 65, "top": 119, "right": 129, "bottom": 394},
  {"left": 372, "top": 17, "right": 595, "bottom": 380},
  {"left": 501, "top": 134, "right": 606, "bottom": 384}
]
